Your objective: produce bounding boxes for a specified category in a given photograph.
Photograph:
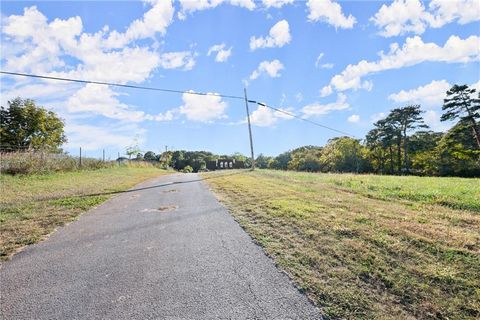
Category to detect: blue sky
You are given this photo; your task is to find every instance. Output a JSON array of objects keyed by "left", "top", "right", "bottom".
[{"left": 1, "top": 0, "right": 479, "bottom": 158}]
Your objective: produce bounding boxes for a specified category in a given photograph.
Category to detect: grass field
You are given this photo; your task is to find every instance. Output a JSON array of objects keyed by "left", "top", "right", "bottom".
[
  {"left": 0, "top": 166, "right": 170, "bottom": 260},
  {"left": 204, "top": 170, "right": 480, "bottom": 319}
]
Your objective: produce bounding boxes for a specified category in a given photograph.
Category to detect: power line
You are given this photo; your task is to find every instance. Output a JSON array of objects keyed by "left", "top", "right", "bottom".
[
  {"left": 0, "top": 71, "right": 244, "bottom": 101},
  {"left": 1, "top": 70, "right": 357, "bottom": 138},
  {"left": 248, "top": 100, "right": 357, "bottom": 138}
]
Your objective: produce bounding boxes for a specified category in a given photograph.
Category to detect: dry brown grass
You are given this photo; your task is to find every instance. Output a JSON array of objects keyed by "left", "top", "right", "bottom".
[{"left": 204, "top": 170, "right": 480, "bottom": 319}]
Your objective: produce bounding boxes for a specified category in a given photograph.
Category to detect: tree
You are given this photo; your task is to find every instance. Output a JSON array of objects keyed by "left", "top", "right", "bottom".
[
  {"left": 441, "top": 84, "right": 480, "bottom": 148},
  {"left": 436, "top": 119, "right": 480, "bottom": 176},
  {"left": 255, "top": 153, "right": 272, "bottom": 169},
  {"left": 0, "top": 98, "right": 66, "bottom": 152},
  {"left": 320, "top": 137, "right": 366, "bottom": 173},
  {"left": 408, "top": 131, "right": 443, "bottom": 175},
  {"left": 269, "top": 151, "right": 291, "bottom": 170},
  {"left": 388, "top": 105, "right": 427, "bottom": 173},
  {"left": 143, "top": 151, "right": 157, "bottom": 161}
]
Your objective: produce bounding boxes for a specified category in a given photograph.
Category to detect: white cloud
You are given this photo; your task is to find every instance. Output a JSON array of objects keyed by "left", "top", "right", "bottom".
[
  {"left": 388, "top": 79, "right": 451, "bottom": 107},
  {"left": 178, "top": 0, "right": 255, "bottom": 19},
  {"left": 320, "top": 85, "right": 333, "bottom": 97},
  {"left": 159, "top": 51, "right": 196, "bottom": 70},
  {"left": 315, "top": 53, "right": 324, "bottom": 68},
  {"left": 315, "top": 52, "right": 334, "bottom": 69},
  {"left": 104, "top": 0, "right": 174, "bottom": 48},
  {"left": 249, "top": 105, "right": 294, "bottom": 127},
  {"left": 65, "top": 123, "right": 140, "bottom": 151},
  {"left": 306, "top": 0, "right": 356, "bottom": 29},
  {"left": 423, "top": 109, "right": 451, "bottom": 132},
  {"left": 322, "top": 35, "right": 480, "bottom": 96},
  {"left": 249, "top": 59, "right": 284, "bottom": 80},
  {"left": 262, "top": 0, "right": 294, "bottom": 9},
  {"left": 179, "top": 91, "right": 228, "bottom": 122},
  {"left": 301, "top": 93, "right": 350, "bottom": 117},
  {"left": 207, "top": 43, "right": 232, "bottom": 62},
  {"left": 371, "top": 0, "right": 480, "bottom": 37},
  {"left": 250, "top": 20, "right": 291, "bottom": 50},
  {"left": 347, "top": 114, "right": 360, "bottom": 123},
  {"left": 370, "top": 112, "right": 386, "bottom": 123},
  {"left": 65, "top": 84, "right": 150, "bottom": 122}
]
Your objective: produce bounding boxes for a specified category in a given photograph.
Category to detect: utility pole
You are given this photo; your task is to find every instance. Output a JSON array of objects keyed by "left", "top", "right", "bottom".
[
  {"left": 79, "top": 147, "right": 82, "bottom": 168},
  {"left": 102, "top": 149, "right": 105, "bottom": 162},
  {"left": 244, "top": 88, "right": 255, "bottom": 170}
]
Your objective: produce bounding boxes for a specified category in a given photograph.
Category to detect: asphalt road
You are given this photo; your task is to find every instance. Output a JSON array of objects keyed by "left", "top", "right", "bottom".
[{"left": 1, "top": 173, "right": 322, "bottom": 319}]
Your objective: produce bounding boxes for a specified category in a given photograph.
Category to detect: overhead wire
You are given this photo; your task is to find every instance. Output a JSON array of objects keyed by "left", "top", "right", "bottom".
[{"left": 1, "top": 70, "right": 357, "bottom": 138}]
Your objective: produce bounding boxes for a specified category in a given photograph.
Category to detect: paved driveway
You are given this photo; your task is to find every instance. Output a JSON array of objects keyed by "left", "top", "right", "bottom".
[{"left": 1, "top": 173, "right": 322, "bottom": 319}]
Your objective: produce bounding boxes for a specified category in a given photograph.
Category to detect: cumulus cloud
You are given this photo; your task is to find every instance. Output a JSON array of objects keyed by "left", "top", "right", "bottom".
[
  {"left": 262, "top": 0, "right": 294, "bottom": 9},
  {"left": 371, "top": 0, "right": 480, "bottom": 37},
  {"left": 388, "top": 80, "right": 451, "bottom": 107},
  {"left": 177, "top": 0, "right": 255, "bottom": 19},
  {"left": 301, "top": 93, "right": 350, "bottom": 117},
  {"left": 104, "top": 0, "right": 174, "bottom": 48},
  {"left": 250, "top": 20, "right": 291, "bottom": 50},
  {"left": 249, "top": 105, "right": 294, "bottom": 127},
  {"left": 65, "top": 84, "right": 174, "bottom": 122},
  {"left": 179, "top": 91, "right": 228, "bottom": 122},
  {"left": 0, "top": 2, "right": 185, "bottom": 152},
  {"left": 306, "top": 0, "right": 356, "bottom": 29},
  {"left": 347, "top": 114, "right": 360, "bottom": 123},
  {"left": 321, "top": 35, "right": 480, "bottom": 96},
  {"left": 249, "top": 59, "right": 284, "bottom": 80},
  {"left": 207, "top": 43, "right": 232, "bottom": 62},
  {"left": 159, "top": 51, "right": 196, "bottom": 70},
  {"left": 388, "top": 79, "right": 480, "bottom": 109}
]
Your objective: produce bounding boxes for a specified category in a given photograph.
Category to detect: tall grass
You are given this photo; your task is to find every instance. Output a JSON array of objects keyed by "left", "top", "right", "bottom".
[{"left": 0, "top": 151, "right": 158, "bottom": 175}]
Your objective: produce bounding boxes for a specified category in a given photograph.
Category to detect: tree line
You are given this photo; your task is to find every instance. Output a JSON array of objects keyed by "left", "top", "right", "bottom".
[
  {"left": 1, "top": 84, "right": 478, "bottom": 176},
  {"left": 256, "top": 84, "right": 480, "bottom": 177}
]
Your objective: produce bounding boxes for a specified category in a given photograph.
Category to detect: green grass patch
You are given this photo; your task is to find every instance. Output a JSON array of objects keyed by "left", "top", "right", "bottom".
[
  {"left": 0, "top": 166, "right": 171, "bottom": 260},
  {"left": 203, "top": 169, "right": 480, "bottom": 320}
]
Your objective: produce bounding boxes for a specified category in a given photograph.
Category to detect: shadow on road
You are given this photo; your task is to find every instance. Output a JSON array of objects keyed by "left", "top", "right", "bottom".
[{"left": 68, "top": 170, "right": 249, "bottom": 198}]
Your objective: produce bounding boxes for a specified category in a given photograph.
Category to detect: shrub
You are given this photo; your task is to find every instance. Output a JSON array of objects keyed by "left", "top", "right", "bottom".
[{"left": 182, "top": 165, "right": 193, "bottom": 173}]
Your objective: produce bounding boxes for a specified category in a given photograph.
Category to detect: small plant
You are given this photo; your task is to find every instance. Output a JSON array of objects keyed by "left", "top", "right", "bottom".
[{"left": 182, "top": 165, "right": 193, "bottom": 173}]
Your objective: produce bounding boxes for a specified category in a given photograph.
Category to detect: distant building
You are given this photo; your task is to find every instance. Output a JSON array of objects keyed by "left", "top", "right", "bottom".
[{"left": 206, "top": 159, "right": 244, "bottom": 170}]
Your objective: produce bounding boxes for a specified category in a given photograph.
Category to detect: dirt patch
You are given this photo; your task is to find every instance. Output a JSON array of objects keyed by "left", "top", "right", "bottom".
[
  {"left": 140, "top": 205, "right": 178, "bottom": 213},
  {"left": 161, "top": 189, "right": 178, "bottom": 193}
]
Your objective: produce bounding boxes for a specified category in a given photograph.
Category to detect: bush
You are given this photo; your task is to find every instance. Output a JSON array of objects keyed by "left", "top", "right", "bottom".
[{"left": 182, "top": 165, "right": 193, "bottom": 173}]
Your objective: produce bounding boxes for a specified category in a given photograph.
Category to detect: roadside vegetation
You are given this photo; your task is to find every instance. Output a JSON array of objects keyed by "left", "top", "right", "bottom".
[
  {"left": 204, "top": 169, "right": 480, "bottom": 319},
  {"left": 0, "top": 166, "right": 170, "bottom": 260}
]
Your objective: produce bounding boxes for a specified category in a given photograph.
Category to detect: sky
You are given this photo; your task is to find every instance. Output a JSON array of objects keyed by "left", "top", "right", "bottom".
[{"left": 1, "top": 0, "right": 479, "bottom": 159}]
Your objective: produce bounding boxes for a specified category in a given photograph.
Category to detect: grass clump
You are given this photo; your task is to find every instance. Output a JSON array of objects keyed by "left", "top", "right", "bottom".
[
  {"left": 0, "top": 166, "right": 170, "bottom": 260},
  {"left": 204, "top": 169, "right": 480, "bottom": 319}
]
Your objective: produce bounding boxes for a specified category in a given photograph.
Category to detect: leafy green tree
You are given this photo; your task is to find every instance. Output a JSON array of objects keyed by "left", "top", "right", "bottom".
[
  {"left": 436, "top": 119, "right": 480, "bottom": 176},
  {"left": 0, "top": 98, "right": 66, "bottom": 152},
  {"left": 255, "top": 153, "right": 272, "bottom": 169},
  {"left": 143, "top": 151, "right": 157, "bottom": 161},
  {"left": 366, "top": 119, "right": 397, "bottom": 174},
  {"left": 320, "top": 137, "right": 366, "bottom": 173},
  {"left": 408, "top": 131, "right": 443, "bottom": 175},
  {"left": 287, "top": 146, "right": 322, "bottom": 171},
  {"left": 441, "top": 84, "right": 480, "bottom": 148},
  {"left": 387, "top": 105, "right": 427, "bottom": 173},
  {"left": 269, "top": 151, "right": 291, "bottom": 170}
]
